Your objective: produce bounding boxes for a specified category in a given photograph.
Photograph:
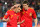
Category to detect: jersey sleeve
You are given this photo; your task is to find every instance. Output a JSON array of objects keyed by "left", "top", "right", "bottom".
[
  {"left": 32, "top": 9, "right": 36, "bottom": 19},
  {"left": 4, "top": 10, "right": 10, "bottom": 19}
]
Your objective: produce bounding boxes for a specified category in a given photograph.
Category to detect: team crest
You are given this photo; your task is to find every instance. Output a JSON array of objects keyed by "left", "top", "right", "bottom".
[
  {"left": 11, "top": 15, "right": 13, "bottom": 18},
  {"left": 22, "top": 12, "right": 25, "bottom": 14},
  {"left": 30, "top": 13, "right": 32, "bottom": 16},
  {"left": 15, "top": 14, "right": 16, "bottom": 15}
]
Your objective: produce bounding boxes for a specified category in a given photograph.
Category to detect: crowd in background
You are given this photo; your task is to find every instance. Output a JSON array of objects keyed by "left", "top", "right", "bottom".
[{"left": 0, "top": 0, "right": 40, "bottom": 19}]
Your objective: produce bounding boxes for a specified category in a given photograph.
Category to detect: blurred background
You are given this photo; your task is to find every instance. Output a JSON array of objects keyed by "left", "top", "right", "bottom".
[{"left": 0, "top": 0, "right": 40, "bottom": 27}]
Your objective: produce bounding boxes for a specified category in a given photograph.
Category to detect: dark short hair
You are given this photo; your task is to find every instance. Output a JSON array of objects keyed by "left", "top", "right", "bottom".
[{"left": 23, "top": 1, "right": 28, "bottom": 4}]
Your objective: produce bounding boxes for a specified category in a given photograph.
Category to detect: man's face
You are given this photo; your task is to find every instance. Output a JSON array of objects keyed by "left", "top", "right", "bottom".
[
  {"left": 16, "top": 6, "right": 21, "bottom": 12},
  {"left": 14, "top": 4, "right": 21, "bottom": 13},
  {"left": 23, "top": 4, "right": 28, "bottom": 10}
]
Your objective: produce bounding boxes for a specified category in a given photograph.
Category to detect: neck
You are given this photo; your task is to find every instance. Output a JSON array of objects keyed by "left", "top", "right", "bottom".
[
  {"left": 25, "top": 7, "right": 29, "bottom": 10},
  {"left": 13, "top": 10, "right": 18, "bottom": 13},
  {"left": 13, "top": 9, "right": 16, "bottom": 12}
]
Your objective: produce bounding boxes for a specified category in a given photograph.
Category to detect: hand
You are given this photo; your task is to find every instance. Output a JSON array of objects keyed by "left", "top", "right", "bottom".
[
  {"left": 17, "top": 22, "right": 21, "bottom": 25},
  {"left": 7, "top": 18, "right": 10, "bottom": 22},
  {"left": 17, "top": 19, "right": 25, "bottom": 25},
  {"left": 21, "top": 19, "right": 25, "bottom": 23},
  {"left": 11, "top": 6, "right": 14, "bottom": 9},
  {"left": 34, "top": 25, "right": 37, "bottom": 27}
]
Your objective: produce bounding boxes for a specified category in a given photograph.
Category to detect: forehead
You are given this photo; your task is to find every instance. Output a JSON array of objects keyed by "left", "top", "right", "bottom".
[{"left": 23, "top": 4, "right": 27, "bottom": 5}]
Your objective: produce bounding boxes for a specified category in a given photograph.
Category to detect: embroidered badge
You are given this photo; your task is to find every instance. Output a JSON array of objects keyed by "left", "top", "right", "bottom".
[
  {"left": 11, "top": 15, "right": 13, "bottom": 18},
  {"left": 22, "top": 12, "right": 25, "bottom": 14},
  {"left": 30, "top": 13, "right": 32, "bottom": 16},
  {"left": 15, "top": 14, "right": 16, "bottom": 15}
]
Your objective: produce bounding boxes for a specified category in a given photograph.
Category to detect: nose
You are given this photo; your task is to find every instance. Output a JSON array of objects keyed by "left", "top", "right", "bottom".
[
  {"left": 19, "top": 7, "right": 21, "bottom": 10},
  {"left": 20, "top": 7, "right": 21, "bottom": 10}
]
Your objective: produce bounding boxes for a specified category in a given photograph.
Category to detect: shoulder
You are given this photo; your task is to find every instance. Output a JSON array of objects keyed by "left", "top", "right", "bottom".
[
  {"left": 7, "top": 10, "right": 12, "bottom": 13},
  {"left": 8, "top": 9, "right": 12, "bottom": 12},
  {"left": 8, "top": 10, "right": 12, "bottom": 11},
  {"left": 28, "top": 8, "right": 35, "bottom": 13},
  {"left": 29, "top": 8, "right": 34, "bottom": 11}
]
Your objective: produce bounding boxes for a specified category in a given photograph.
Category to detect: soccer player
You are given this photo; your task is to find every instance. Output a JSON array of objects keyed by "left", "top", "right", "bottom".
[
  {"left": 3, "top": 4, "right": 24, "bottom": 27},
  {"left": 20, "top": 1, "right": 37, "bottom": 27}
]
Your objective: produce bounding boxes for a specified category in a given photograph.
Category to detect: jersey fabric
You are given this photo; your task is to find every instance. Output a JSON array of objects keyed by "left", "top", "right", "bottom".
[
  {"left": 4, "top": 10, "right": 18, "bottom": 27},
  {"left": 17, "top": 12, "right": 21, "bottom": 22},
  {"left": 20, "top": 8, "right": 36, "bottom": 27}
]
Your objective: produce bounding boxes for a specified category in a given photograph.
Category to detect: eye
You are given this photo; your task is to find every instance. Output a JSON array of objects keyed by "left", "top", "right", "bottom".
[
  {"left": 14, "top": 7, "right": 16, "bottom": 9},
  {"left": 17, "top": 6, "right": 20, "bottom": 8},
  {"left": 18, "top": 6, "right": 19, "bottom": 7}
]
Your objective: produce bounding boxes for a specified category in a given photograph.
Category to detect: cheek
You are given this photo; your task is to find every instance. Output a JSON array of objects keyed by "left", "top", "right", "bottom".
[
  {"left": 18, "top": 10, "right": 20, "bottom": 12},
  {"left": 23, "top": 6, "right": 25, "bottom": 7},
  {"left": 23, "top": 6, "right": 26, "bottom": 8}
]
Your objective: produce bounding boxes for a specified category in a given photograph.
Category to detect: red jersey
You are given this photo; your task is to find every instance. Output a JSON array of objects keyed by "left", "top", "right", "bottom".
[
  {"left": 4, "top": 10, "right": 18, "bottom": 27},
  {"left": 21, "top": 8, "right": 36, "bottom": 27},
  {"left": 17, "top": 12, "right": 21, "bottom": 22}
]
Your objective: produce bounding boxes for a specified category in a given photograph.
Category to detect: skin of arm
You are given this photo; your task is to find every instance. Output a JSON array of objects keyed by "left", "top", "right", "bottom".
[
  {"left": 34, "top": 18, "right": 38, "bottom": 27},
  {"left": 17, "top": 19, "right": 25, "bottom": 25},
  {"left": 2, "top": 17, "right": 10, "bottom": 22}
]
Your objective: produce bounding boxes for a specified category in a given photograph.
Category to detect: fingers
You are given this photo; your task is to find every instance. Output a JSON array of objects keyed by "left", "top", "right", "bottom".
[{"left": 11, "top": 6, "right": 14, "bottom": 9}]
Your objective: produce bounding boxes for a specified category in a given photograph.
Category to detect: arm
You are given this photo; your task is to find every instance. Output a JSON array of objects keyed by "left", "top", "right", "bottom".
[
  {"left": 3, "top": 17, "right": 10, "bottom": 22},
  {"left": 17, "top": 19, "right": 25, "bottom": 25},
  {"left": 32, "top": 9, "right": 37, "bottom": 27},
  {"left": 17, "top": 15, "right": 25, "bottom": 25},
  {"left": 2, "top": 10, "right": 10, "bottom": 22},
  {"left": 34, "top": 18, "right": 38, "bottom": 27},
  {"left": 17, "top": 11, "right": 25, "bottom": 25}
]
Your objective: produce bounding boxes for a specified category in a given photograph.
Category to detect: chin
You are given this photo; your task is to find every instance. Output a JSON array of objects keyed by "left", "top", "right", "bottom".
[
  {"left": 17, "top": 12, "right": 18, "bottom": 13},
  {"left": 24, "top": 8, "right": 27, "bottom": 10}
]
